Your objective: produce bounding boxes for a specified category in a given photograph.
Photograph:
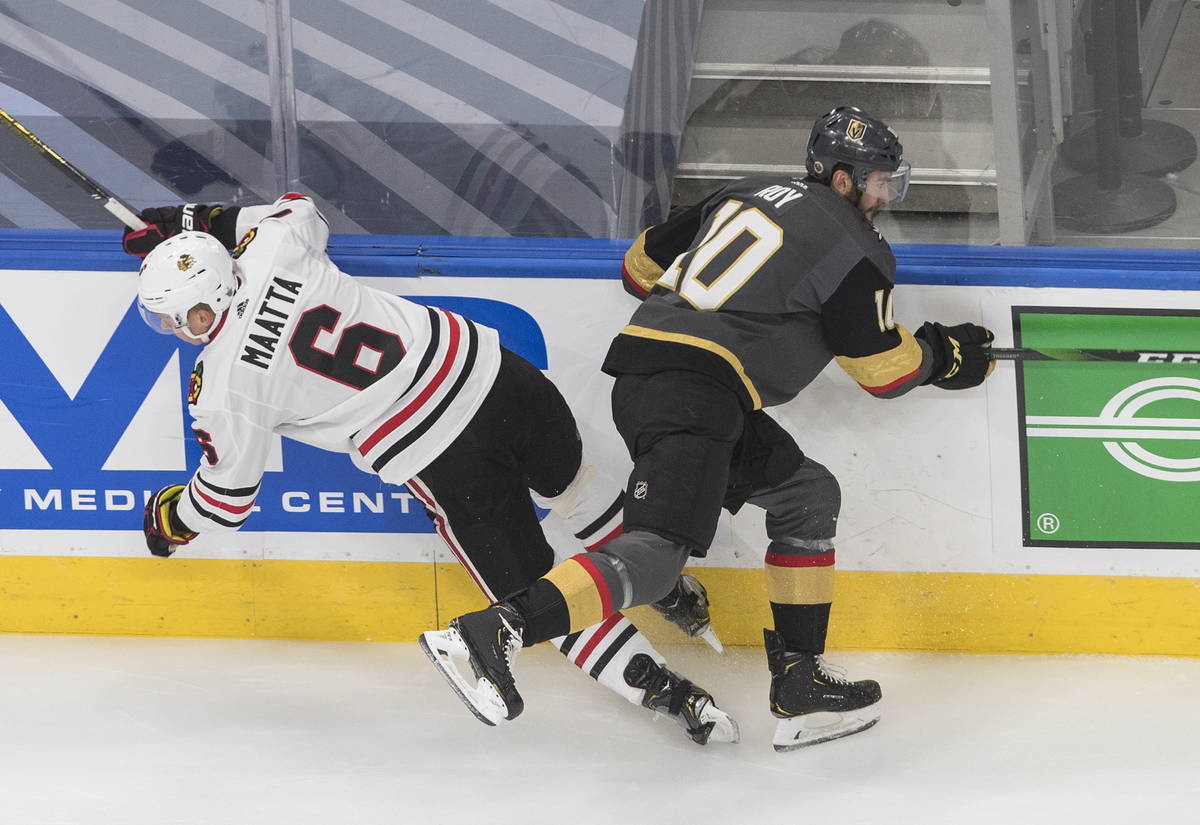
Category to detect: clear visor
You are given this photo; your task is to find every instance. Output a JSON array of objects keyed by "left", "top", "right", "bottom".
[
  {"left": 860, "top": 160, "right": 911, "bottom": 204},
  {"left": 137, "top": 302, "right": 187, "bottom": 335}
]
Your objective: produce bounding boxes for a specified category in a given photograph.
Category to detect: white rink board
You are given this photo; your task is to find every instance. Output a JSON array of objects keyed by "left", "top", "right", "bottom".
[{"left": 2, "top": 270, "right": 1199, "bottom": 579}]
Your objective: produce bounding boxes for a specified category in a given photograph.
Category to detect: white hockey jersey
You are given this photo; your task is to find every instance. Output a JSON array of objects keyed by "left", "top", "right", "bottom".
[{"left": 174, "top": 194, "right": 501, "bottom": 534}]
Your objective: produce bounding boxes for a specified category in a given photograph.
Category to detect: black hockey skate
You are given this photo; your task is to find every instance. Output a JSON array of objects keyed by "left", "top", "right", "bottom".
[
  {"left": 623, "top": 653, "right": 739, "bottom": 745},
  {"left": 764, "top": 629, "right": 881, "bottom": 751},
  {"left": 420, "top": 603, "right": 526, "bottom": 726},
  {"left": 650, "top": 574, "right": 724, "bottom": 652}
]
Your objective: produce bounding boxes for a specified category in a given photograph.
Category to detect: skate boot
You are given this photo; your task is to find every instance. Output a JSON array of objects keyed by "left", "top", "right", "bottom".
[
  {"left": 650, "top": 574, "right": 724, "bottom": 652},
  {"left": 420, "top": 603, "right": 526, "bottom": 726},
  {"left": 623, "top": 653, "right": 739, "bottom": 745},
  {"left": 764, "top": 629, "right": 881, "bottom": 751}
]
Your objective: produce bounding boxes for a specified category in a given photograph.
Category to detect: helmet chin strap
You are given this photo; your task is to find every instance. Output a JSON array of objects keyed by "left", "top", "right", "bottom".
[{"left": 175, "top": 307, "right": 225, "bottom": 345}]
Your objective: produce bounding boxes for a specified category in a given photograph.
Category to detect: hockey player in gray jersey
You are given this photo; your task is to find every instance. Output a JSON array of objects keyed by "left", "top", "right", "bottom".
[
  {"left": 423, "top": 106, "right": 996, "bottom": 750},
  {"left": 124, "top": 194, "right": 736, "bottom": 746}
]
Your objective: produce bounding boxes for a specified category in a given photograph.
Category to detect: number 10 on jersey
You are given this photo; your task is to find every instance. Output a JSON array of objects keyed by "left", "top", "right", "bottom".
[{"left": 657, "top": 200, "right": 784, "bottom": 311}]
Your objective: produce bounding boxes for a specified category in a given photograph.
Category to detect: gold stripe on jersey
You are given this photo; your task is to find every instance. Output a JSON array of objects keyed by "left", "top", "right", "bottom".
[
  {"left": 619, "top": 324, "right": 763, "bottom": 409},
  {"left": 543, "top": 557, "right": 606, "bottom": 630},
  {"left": 834, "top": 324, "right": 924, "bottom": 395},
  {"left": 765, "top": 565, "right": 835, "bottom": 605},
  {"left": 622, "top": 230, "right": 665, "bottom": 295}
]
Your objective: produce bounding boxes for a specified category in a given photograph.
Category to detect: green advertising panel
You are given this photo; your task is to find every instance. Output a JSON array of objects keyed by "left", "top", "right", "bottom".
[{"left": 1016, "top": 307, "right": 1200, "bottom": 548}]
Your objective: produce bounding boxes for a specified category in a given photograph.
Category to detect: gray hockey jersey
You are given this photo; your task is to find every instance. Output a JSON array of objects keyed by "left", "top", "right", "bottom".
[{"left": 606, "top": 175, "right": 933, "bottom": 409}]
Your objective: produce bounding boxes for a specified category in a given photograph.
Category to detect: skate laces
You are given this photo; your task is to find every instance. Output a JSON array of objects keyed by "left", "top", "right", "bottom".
[
  {"left": 814, "top": 655, "right": 850, "bottom": 684},
  {"left": 497, "top": 611, "right": 523, "bottom": 669}
]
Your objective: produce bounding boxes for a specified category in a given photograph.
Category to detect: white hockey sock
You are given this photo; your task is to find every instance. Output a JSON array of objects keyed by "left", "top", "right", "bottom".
[
  {"left": 533, "top": 462, "right": 625, "bottom": 550},
  {"left": 551, "top": 612, "right": 665, "bottom": 705},
  {"left": 538, "top": 458, "right": 663, "bottom": 704}
]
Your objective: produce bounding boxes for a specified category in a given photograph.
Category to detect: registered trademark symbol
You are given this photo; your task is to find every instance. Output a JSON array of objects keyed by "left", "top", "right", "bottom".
[{"left": 1036, "top": 513, "right": 1060, "bottom": 534}]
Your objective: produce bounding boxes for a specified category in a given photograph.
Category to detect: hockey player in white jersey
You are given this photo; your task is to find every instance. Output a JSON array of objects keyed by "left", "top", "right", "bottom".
[{"left": 125, "top": 195, "right": 736, "bottom": 745}]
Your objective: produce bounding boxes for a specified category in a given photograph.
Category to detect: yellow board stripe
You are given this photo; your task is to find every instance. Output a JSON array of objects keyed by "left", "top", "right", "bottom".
[
  {"left": 685, "top": 568, "right": 1200, "bottom": 656},
  {"left": 619, "top": 324, "right": 762, "bottom": 409},
  {"left": 542, "top": 557, "right": 606, "bottom": 630},
  {"left": 0, "top": 556, "right": 438, "bottom": 640},
  {"left": 765, "top": 564, "right": 835, "bottom": 605},
  {"left": 3, "top": 557, "right": 1198, "bottom": 656}
]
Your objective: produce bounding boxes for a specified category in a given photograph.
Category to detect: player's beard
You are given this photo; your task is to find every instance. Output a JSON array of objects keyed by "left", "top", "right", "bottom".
[{"left": 842, "top": 186, "right": 879, "bottom": 225}]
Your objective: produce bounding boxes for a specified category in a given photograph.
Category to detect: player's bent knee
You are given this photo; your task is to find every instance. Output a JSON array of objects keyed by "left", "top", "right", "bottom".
[
  {"left": 592, "top": 529, "right": 692, "bottom": 607},
  {"left": 764, "top": 468, "right": 841, "bottom": 542}
]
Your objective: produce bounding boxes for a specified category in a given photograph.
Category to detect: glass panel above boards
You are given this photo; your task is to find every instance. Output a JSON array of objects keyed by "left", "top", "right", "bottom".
[{"left": 672, "top": 0, "right": 1200, "bottom": 248}]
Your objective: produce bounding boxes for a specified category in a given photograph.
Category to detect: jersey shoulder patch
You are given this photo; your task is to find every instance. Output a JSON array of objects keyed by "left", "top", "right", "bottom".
[
  {"left": 188, "top": 361, "right": 204, "bottom": 405},
  {"left": 231, "top": 227, "right": 257, "bottom": 259}
]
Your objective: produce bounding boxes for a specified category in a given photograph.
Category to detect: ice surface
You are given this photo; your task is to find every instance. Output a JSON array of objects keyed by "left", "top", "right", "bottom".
[{"left": 1, "top": 635, "right": 1197, "bottom": 824}]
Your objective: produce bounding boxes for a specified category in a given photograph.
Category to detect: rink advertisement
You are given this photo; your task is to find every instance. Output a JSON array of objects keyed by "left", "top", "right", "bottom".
[
  {"left": 1014, "top": 307, "right": 1200, "bottom": 549},
  {"left": 0, "top": 285, "right": 545, "bottom": 534},
  {"left": 2, "top": 242, "right": 1199, "bottom": 654}
]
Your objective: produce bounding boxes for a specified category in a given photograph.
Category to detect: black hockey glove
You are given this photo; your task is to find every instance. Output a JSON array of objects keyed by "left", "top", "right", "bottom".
[
  {"left": 122, "top": 204, "right": 226, "bottom": 257},
  {"left": 143, "top": 484, "right": 198, "bottom": 557},
  {"left": 915, "top": 321, "right": 995, "bottom": 390}
]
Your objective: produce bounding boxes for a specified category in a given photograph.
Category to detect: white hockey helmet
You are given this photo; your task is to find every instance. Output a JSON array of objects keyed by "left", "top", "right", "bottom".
[{"left": 137, "top": 231, "right": 238, "bottom": 340}]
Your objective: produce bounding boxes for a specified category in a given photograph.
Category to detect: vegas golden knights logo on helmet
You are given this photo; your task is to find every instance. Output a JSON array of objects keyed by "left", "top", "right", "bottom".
[{"left": 846, "top": 119, "right": 867, "bottom": 141}]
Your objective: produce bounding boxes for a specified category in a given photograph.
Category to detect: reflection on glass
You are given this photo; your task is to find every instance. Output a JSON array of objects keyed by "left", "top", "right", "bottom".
[
  {"left": 1, "top": 0, "right": 1197, "bottom": 247},
  {"left": 674, "top": 0, "right": 1199, "bottom": 248},
  {"left": 677, "top": 1, "right": 999, "bottom": 245}
]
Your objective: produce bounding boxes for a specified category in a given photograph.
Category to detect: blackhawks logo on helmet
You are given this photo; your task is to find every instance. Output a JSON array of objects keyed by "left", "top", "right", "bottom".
[
  {"left": 177, "top": 253, "right": 196, "bottom": 271},
  {"left": 188, "top": 361, "right": 204, "bottom": 404}
]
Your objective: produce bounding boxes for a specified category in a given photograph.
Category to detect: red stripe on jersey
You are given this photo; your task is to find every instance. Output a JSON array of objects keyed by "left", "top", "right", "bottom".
[
  {"left": 407, "top": 479, "right": 492, "bottom": 599},
  {"left": 572, "top": 613, "right": 623, "bottom": 667},
  {"left": 765, "top": 550, "right": 835, "bottom": 568},
  {"left": 189, "top": 480, "right": 255, "bottom": 514},
  {"left": 584, "top": 522, "right": 623, "bottom": 551},
  {"left": 860, "top": 367, "right": 920, "bottom": 396},
  {"left": 571, "top": 553, "right": 614, "bottom": 618},
  {"left": 280, "top": 192, "right": 308, "bottom": 201},
  {"left": 358, "top": 310, "right": 462, "bottom": 455},
  {"left": 621, "top": 262, "right": 650, "bottom": 297}
]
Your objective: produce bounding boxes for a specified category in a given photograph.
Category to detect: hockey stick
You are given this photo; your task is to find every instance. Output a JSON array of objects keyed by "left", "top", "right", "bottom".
[
  {"left": 0, "top": 106, "right": 146, "bottom": 230},
  {"left": 991, "top": 347, "right": 1200, "bottom": 363}
]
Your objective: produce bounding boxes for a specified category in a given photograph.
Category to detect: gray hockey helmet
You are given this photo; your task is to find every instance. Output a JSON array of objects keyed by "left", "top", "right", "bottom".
[{"left": 805, "top": 105, "right": 911, "bottom": 202}]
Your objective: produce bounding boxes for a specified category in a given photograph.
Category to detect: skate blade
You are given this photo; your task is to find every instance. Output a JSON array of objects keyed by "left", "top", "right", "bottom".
[
  {"left": 418, "top": 629, "right": 507, "bottom": 727},
  {"left": 771, "top": 701, "right": 881, "bottom": 751},
  {"left": 698, "top": 625, "right": 724, "bottom": 654}
]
